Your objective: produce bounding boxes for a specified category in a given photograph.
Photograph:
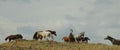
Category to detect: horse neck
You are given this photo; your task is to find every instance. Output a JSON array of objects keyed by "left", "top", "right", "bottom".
[
  {"left": 69, "top": 33, "right": 73, "bottom": 36},
  {"left": 77, "top": 34, "right": 84, "bottom": 38},
  {"left": 5, "top": 36, "right": 9, "bottom": 40}
]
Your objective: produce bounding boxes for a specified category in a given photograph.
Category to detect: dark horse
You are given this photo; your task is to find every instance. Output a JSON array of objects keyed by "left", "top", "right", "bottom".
[
  {"left": 69, "top": 29, "right": 75, "bottom": 42},
  {"left": 5, "top": 34, "right": 23, "bottom": 42},
  {"left": 104, "top": 36, "right": 120, "bottom": 45},
  {"left": 76, "top": 36, "right": 90, "bottom": 43},
  {"left": 81, "top": 37, "right": 90, "bottom": 43},
  {"left": 33, "top": 30, "right": 57, "bottom": 41}
]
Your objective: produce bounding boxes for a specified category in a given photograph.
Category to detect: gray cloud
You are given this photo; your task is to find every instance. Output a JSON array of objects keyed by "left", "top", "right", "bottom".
[
  {"left": 0, "top": 0, "right": 40, "bottom": 3},
  {"left": 0, "top": 0, "right": 120, "bottom": 45}
]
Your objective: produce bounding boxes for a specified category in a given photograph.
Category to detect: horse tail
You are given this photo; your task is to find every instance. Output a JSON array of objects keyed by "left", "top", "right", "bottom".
[
  {"left": 62, "top": 37, "right": 64, "bottom": 40},
  {"left": 5, "top": 36, "right": 9, "bottom": 41},
  {"left": 33, "top": 32, "right": 38, "bottom": 39},
  {"left": 20, "top": 35, "right": 23, "bottom": 39}
]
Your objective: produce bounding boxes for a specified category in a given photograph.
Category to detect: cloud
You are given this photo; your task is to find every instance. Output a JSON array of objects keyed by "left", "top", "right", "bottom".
[
  {"left": 0, "top": 0, "right": 120, "bottom": 45},
  {"left": 0, "top": 0, "right": 40, "bottom": 3}
]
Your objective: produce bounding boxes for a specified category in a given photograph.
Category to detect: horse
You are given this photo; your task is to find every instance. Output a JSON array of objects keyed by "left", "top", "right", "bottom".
[
  {"left": 5, "top": 34, "right": 23, "bottom": 42},
  {"left": 75, "top": 36, "right": 90, "bottom": 43},
  {"left": 69, "top": 29, "right": 75, "bottom": 42},
  {"left": 75, "top": 32, "right": 85, "bottom": 43},
  {"left": 104, "top": 36, "right": 120, "bottom": 45},
  {"left": 81, "top": 37, "right": 90, "bottom": 43},
  {"left": 62, "top": 36, "right": 70, "bottom": 42},
  {"left": 33, "top": 30, "right": 57, "bottom": 41}
]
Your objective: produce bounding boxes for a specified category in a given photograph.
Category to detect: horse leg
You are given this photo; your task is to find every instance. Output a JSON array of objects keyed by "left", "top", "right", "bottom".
[
  {"left": 86, "top": 40, "right": 88, "bottom": 43},
  {"left": 40, "top": 36, "right": 43, "bottom": 40},
  {"left": 43, "top": 36, "right": 48, "bottom": 41},
  {"left": 79, "top": 39, "right": 82, "bottom": 43},
  {"left": 36, "top": 38, "right": 38, "bottom": 40},
  {"left": 77, "top": 40, "right": 79, "bottom": 43},
  {"left": 51, "top": 36, "right": 54, "bottom": 41},
  {"left": 44, "top": 36, "right": 47, "bottom": 40},
  {"left": 45, "top": 37, "right": 49, "bottom": 41},
  {"left": 9, "top": 39, "right": 11, "bottom": 42},
  {"left": 76, "top": 39, "right": 79, "bottom": 43}
]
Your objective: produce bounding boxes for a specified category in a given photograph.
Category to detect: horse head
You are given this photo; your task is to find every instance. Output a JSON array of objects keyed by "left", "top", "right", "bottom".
[
  {"left": 47, "top": 30, "right": 57, "bottom": 36},
  {"left": 51, "top": 31, "right": 57, "bottom": 36},
  {"left": 5, "top": 35, "right": 10, "bottom": 41},
  {"left": 85, "top": 37, "right": 90, "bottom": 40},
  {"left": 70, "top": 29, "right": 73, "bottom": 32},
  {"left": 104, "top": 35, "right": 114, "bottom": 40}
]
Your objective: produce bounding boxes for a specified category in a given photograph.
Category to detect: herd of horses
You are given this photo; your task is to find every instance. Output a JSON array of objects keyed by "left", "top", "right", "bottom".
[
  {"left": 4, "top": 29, "right": 120, "bottom": 45},
  {"left": 62, "top": 29, "right": 90, "bottom": 43}
]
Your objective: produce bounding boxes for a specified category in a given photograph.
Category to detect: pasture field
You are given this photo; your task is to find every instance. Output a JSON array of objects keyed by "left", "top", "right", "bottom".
[{"left": 0, "top": 40, "right": 120, "bottom": 50}]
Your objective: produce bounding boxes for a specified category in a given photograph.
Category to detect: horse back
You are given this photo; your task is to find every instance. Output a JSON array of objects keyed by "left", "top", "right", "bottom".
[
  {"left": 62, "top": 36, "right": 70, "bottom": 42},
  {"left": 38, "top": 31, "right": 51, "bottom": 36},
  {"left": 113, "top": 40, "right": 120, "bottom": 45}
]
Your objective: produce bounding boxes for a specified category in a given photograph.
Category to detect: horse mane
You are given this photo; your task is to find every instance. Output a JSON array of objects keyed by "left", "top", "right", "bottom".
[
  {"left": 46, "top": 30, "right": 54, "bottom": 33},
  {"left": 107, "top": 36, "right": 116, "bottom": 40},
  {"left": 46, "top": 30, "right": 56, "bottom": 36},
  {"left": 33, "top": 32, "right": 38, "bottom": 39}
]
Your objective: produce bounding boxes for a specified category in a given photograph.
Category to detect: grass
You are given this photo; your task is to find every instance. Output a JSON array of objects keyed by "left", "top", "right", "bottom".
[{"left": 0, "top": 40, "right": 120, "bottom": 50}]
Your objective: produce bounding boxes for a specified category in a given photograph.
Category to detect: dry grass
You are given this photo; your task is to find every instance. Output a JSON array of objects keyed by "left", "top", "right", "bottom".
[{"left": 0, "top": 40, "right": 120, "bottom": 50}]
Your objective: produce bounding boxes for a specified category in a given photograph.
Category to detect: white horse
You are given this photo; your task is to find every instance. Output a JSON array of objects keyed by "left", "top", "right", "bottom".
[
  {"left": 75, "top": 32, "right": 85, "bottom": 43},
  {"left": 33, "top": 30, "right": 57, "bottom": 41}
]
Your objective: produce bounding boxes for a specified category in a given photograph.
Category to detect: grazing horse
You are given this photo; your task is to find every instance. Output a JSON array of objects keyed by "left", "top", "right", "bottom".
[
  {"left": 104, "top": 36, "right": 120, "bottom": 45},
  {"left": 5, "top": 34, "right": 23, "bottom": 42},
  {"left": 75, "top": 32, "right": 85, "bottom": 43},
  {"left": 69, "top": 29, "right": 75, "bottom": 42},
  {"left": 33, "top": 30, "right": 57, "bottom": 41},
  {"left": 62, "top": 36, "right": 70, "bottom": 42}
]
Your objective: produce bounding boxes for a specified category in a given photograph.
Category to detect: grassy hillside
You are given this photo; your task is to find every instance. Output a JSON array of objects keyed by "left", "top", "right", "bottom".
[{"left": 0, "top": 40, "right": 120, "bottom": 50}]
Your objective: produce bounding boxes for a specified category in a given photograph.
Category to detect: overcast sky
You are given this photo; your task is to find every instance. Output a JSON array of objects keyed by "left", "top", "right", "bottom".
[{"left": 0, "top": 0, "right": 120, "bottom": 45}]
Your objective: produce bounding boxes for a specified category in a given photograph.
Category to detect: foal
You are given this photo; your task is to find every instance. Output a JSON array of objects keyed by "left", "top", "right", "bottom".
[{"left": 104, "top": 36, "right": 120, "bottom": 45}]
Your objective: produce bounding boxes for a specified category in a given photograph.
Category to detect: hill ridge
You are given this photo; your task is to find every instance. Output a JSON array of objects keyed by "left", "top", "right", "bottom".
[{"left": 0, "top": 40, "right": 120, "bottom": 50}]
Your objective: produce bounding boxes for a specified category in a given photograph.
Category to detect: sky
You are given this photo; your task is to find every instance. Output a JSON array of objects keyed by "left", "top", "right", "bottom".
[{"left": 0, "top": 0, "right": 120, "bottom": 45}]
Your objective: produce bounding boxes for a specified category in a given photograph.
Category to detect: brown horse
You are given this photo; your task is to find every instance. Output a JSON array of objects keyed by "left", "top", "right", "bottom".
[
  {"left": 62, "top": 36, "right": 70, "bottom": 42},
  {"left": 104, "top": 36, "right": 120, "bottom": 45},
  {"left": 5, "top": 34, "right": 23, "bottom": 42}
]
